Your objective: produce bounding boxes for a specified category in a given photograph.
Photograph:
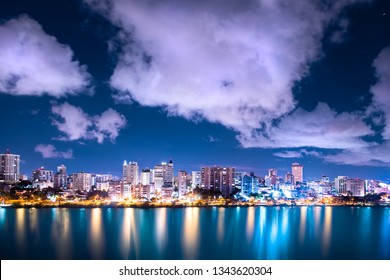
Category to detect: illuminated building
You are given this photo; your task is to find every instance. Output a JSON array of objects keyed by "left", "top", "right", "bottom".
[
  {"left": 54, "top": 164, "right": 67, "bottom": 189},
  {"left": 285, "top": 172, "right": 293, "bottom": 184},
  {"left": 201, "top": 166, "right": 235, "bottom": 197},
  {"left": 154, "top": 159, "right": 174, "bottom": 192},
  {"left": 346, "top": 178, "right": 365, "bottom": 196},
  {"left": 335, "top": 176, "right": 347, "bottom": 195},
  {"left": 177, "top": 170, "right": 188, "bottom": 197},
  {"left": 122, "top": 161, "right": 139, "bottom": 185},
  {"left": 0, "top": 150, "right": 20, "bottom": 182},
  {"left": 242, "top": 172, "right": 259, "bottom": 195},
  {"left": 32, "top": 167, "right": 53, "bottom": 182},
  {"left": 191, "top": 171, "right": 201, "bottom": 188},
  {"left": 291, "top": 162, "right": 303, "bottom": 184},
  {"left": 140, "top": 168, "right": 151, "bottom": 186},
  {"left": 72, "top": 172, "right": 92, "bottom": 191}
]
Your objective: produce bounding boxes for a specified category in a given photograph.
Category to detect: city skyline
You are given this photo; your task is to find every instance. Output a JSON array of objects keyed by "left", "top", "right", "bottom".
[{"left": 1, "top": 0, "right": 390, "bottom": 181}]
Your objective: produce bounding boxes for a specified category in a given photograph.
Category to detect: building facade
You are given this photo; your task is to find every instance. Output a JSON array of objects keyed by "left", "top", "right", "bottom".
[
  {"left": 0, "top": 151, "right": 20, "bottom": 182},
  {"left": 123, "top": 161, "right": 139, "bottom": 185},
  {"left": 292, "top": 162, "right": 303, "bottom": 184}
]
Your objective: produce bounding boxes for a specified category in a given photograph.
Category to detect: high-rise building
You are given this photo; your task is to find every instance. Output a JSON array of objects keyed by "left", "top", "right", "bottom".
[
  {"left": 154, "top": 159, "right": 174, "bottom": 190},
  {"left": 0, "top": 150, "right": 20, "bottom": 182},
  {"left": 140, "top": 168, "right": 151, "bottom": 186},
  {"left": 201, "top": 166, "right": 235, "bottom": 196},
  {"left": 285, "top": 172, "right": 293, "bottom": 184},
  {"left": 242, "top": 172, "right": 260, "bottom": 195},
  {"left": 32, "top": 167, "right": 53, "bottom": 182},
  {"left": 57, "top": 164, "right": 67, "bottom": 175},
  {"left": 123, "top": 161, "right": 139, "bottom": 185},
  {"left": 335, "top": 176, "right": 347, "bottom": 195},
  {"left": 54, "top": 164, "right": 67, "bottom": 189},
  {"left": 177, "top": 170, "right": 188, "bottom": 197},
  {"left": 292, "top": 162, "right": 303, "bottom": 184},
  {"left": 346, "top": 178, "right": 365, "bottom": 197},
  {"left": 191, "top": 171, "right": 201, "bottom": 188},
  {"left": 265, "top": 169, "right": 278, "bottom": 187},
  {"left": 72, "top": 172, "right": 92, "bottom": 191}
]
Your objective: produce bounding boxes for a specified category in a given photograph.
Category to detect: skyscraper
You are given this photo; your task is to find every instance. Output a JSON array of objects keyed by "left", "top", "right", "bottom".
[
  {"left": 54, "top": 164, "right": 67, "bottom": 189},
  {"left": 335, "top": 176, "right": 347, "bottom": 194},
  {"left": 32, "top": 167, "right": 53, "bottom": 182},
  {"left": 0, "top": 150, "right": 20, "bottom": 182},
  {"left": 123, "top": 161, "right": 139, "bottom": 185},
  {"left": 201, "top": 166, "right": 235, "bottom": 196},
  {"left": 72, "top": 172, "right": 92, "bottom": 191},
  {"left": 140, "top": 168, "right": 151, "bottom": 186},
  {"left": 177, "top": 170, "right": 188, "bottom": 197},
  {"left": 291, "top": 162, "right": 303, "bottom": 184}
]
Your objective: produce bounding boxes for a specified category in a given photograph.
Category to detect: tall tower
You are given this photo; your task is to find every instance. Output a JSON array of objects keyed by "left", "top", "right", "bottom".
[
  {"left": 123, "top": 161, "right": 139, "bottom": 185},
  {"left": 291, "top": 162, "right": 303, "bottom": 184},
  {"left": 0, "top": 150, "right": 20, "bottom": 182}
]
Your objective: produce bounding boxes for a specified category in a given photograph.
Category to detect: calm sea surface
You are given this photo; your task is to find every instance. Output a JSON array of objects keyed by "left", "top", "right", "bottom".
[{"left": 1, "top": 206, "right": 389, "bottom": 260}]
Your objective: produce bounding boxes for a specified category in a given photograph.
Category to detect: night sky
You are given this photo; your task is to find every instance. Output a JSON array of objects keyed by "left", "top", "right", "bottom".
[{"left": 1, "top": 0, "right": 390, "bottom": 180}]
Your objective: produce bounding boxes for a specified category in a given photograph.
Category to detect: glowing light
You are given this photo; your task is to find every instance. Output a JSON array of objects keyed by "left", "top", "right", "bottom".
[{"left": 182, "top": 207, "right": 200, "bottom": 258}]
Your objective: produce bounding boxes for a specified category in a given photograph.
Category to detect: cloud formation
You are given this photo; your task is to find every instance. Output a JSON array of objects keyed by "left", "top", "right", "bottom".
[
  {"left": 0, "top": 15, "right": 91, "bottom": 96},
  {"left": 34, "top": 144, "right": 73, "bottom": 159},
  {"left": 51, "top": 102, "right": 127, "bottom": 143},
  {"left": 84, "top": 0, "right": 371, "bottom": 151},
  {"left": 274, "top": 149, "right": 321, "bottom": 159},
  {"left": 238, "top": 103, "right": 373, "bottom": 149},
  {"left": 325, "top": 46, "right": 390, "bottom": 166}
]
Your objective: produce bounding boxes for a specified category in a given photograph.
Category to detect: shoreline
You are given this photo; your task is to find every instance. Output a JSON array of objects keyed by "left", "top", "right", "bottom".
[{"left": 1, "top": 202, "right": 389, "bottom": 209}]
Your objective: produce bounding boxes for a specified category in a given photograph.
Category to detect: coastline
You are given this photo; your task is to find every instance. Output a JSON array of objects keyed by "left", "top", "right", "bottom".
[{"left": 2, "top": 201, "right": 389, "bottom": 209}]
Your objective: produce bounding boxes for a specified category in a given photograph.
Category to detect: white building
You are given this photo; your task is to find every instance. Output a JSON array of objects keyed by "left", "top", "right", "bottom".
[
  {"left": 0, "top": 151, "right": 20, "bottom": 182},
  {"left": 72, "top": 172, "right": 92, "bottom": 191},
  {"left": 123, "top": 161, "right": 139, "bottom": 185}
]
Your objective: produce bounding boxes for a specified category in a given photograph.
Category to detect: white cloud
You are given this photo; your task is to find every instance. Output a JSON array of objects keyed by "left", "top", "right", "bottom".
[
  {"left": 84, "top": 0, "right": 370, "bottom": 139},
  {"left": 238, "top": 103, "right": 373, "bottom": 149},
  {"left": 322, "top": 46, "right": 390, "bottom": 166},
  {"left": 34, "top": 144, "right": 73, "bottom": 159},
  {"left": 274, "top": 149, "right": 321, "bottom": 159},
  {"left": 370, "top": 46, "right": 390, "bottom": 139},
  {"left": 206, "top": 135, "right": 221, "bottom": 143},
  {"left": 51, "top": 102, "right": 127, "bottom": 143},
  {"left": 0, "top": 15, "right": 91, "bottom": 96}
]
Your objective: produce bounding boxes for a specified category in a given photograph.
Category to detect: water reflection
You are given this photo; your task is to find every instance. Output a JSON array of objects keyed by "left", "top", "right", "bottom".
[
  {"left": 246, "top": 207, "right": 254, "bottom": 241},
  {"left": 322, "top": 207, "right": 332, "bottom": 257},
  {"left": 15, "top": 209, "right": 26, "bottom": 254},
  {"left": 89, "top": 208, "right": 105, "bottom": 259},
  {"left": 299, "top": 207, "right": 307, "bottom": 244},
  {"left": 51, "top": 208, "right": 72, "bottom": 259},
  {"left": 3, "top": 207, "right": 390, "bottom": 260},
  {"left": 380, "top": 208, "right": 390, "bottom": 257},
  {"left": 313, "top": 207, "right": 321, "bottom": 239},
  {"left": 29, "top": 208, "right": 38, "bottom": 233},
  {"left": 217, "top": 208, "right": 225, "bottom": 242},
  {"left": 155, "top": 208, "right": 167, "bottom": 256},
  {"left": 182, "top": 207, "right": 199, "bottom": 258},
  {"left": 0, "top": 208, "right": 6, "bottom": 227}
]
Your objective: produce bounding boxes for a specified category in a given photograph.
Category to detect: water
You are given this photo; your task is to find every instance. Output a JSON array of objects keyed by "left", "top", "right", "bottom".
[{"left": 0, "top": 206, "right": 389, "bottom": 259}]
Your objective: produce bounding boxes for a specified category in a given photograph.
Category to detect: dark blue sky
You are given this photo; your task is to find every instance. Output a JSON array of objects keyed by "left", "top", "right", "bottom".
[{"left": 1, "top": 0, "right": 390, "bottom": 180}]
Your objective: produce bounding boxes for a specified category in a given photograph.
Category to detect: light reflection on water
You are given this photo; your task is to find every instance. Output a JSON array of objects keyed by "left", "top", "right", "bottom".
[
  {"left": 1, "top": 206, "right": 390, "bottom": 259},
  {"left": 89, "top": 208, "right": 104, "bottom": 259},
  {"left": 217, "top": 207, "right": 225, "bottom": 242},
  {"left": 51, "top": 208, "right": 72, "bottom": 259},
  {"left": 246, "top": 206, "right": 254, "bottom": 241},
  {"left": 299, "top": 206, "right": 307, "bottom": 244},
  {"left": 155, "top": 208, "right": 167, "bottom": 256},
  {"left": 322, "top": 207, "right": 332, "bottom": 257},
  {"left": 15, "top": 208, "right": 26, "bottom": 254},
  {"left": 0, "top": 208, "right": 5, "bottom": 228},
  {"left": 182, "top": 207, "right": 199, "bottom": 259}
]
